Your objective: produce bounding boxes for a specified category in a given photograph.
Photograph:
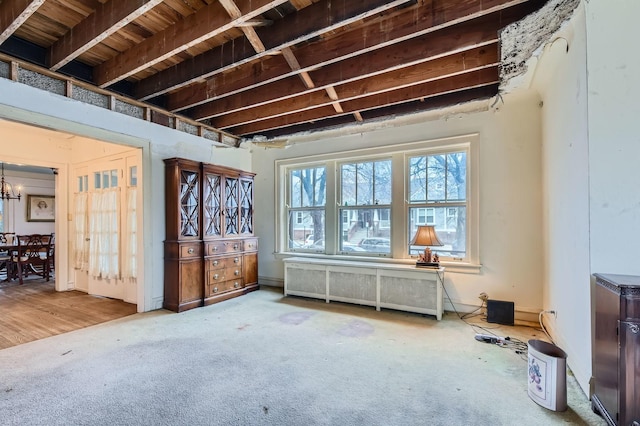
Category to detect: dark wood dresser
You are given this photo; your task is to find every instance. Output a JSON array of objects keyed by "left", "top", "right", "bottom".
[
  {"left": 592, "top": 273, "right": 640, "bottom": 426},
  {"left": 163, "top": 158, "right": 258, "bottom": 312}
]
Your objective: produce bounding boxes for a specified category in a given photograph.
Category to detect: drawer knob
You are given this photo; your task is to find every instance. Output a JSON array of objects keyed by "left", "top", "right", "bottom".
[
  {"left": 213, "top": 260, "right": 219, "bottom": 266},
  {"left": 234, "top": 282, "right": 239, "bottom": 288},
  {"left": 187, "top": 248, "right": 194, "bottom": 254},
  {"left": 233, "top": 244, "right": 239, "bottom": 250},
  {"left": 234, "top": 257, "right": 239, "bottom": 263},
  {"left": 631, "top": 324, "right": 640, "bottom": 334},
  {"left": 234, "top": 270, "right": 240, "bottom": 276},
  {"left": 213, "top": 274, "right": 219, "bottom": 280},
  {"left": 213, "top": 287, "right": 218, "bottom": 293},
  {"left": 213, "top": 246, "right": 218, "bottom": 251}
]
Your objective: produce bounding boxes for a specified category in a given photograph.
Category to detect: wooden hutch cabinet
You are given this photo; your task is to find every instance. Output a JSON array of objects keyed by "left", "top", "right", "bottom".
[
  {"left": 202, "top": 163, "right": 258, "bottom": 306},
  {"left": 164, "top": 158, "right": 258, "bottom": 312},
  {"left": 591, "top": 273, "right": 640, "bottom": 426}
]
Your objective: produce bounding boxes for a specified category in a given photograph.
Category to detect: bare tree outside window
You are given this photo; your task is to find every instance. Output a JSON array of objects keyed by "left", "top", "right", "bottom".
[
  {"left": 288, "top": 167, "right": 326, "bottom": 248},
  {"left": 409, "top": 152, "right": 467, "bottom": 258}
]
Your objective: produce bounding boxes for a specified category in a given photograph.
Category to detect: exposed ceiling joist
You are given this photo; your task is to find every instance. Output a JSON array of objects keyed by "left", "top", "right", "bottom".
[
  {"left": 48, "top": 0, "right": 164, "bottom": 71},
  {"left": 94, "top": 0, "right": 289, "bottom": 87},
  {"left": 212, "top": 45, "right": 499, "bottom": 129},
  {"left": 231, "top": 68, "right": 500, "bottom": 136},
  {"left": 164, "top": 0, "right": 535, "bottom": 113},
  {"left": 133, "top": 0, "right": 410, "bottom": 100},
  {"left": 0, "top": 0, "right": 552, "bottom": 140},
  {"left": 0, "top": 0, "right": 45, "bottom": 44},
  {"left": 190, "top": 23, "right": 502, "bottom": 121}
]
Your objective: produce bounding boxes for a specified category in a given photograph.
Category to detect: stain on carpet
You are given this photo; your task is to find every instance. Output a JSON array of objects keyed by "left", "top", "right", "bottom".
[
  {"left": 337, "top": 320, "right": 374, "bottom": 338},
  {"left": 279, "top": 311, "right": 314, "bottom": 325}
]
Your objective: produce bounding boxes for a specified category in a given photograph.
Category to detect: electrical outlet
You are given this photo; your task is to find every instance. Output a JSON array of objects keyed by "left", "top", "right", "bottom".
[{"left": 478, "top": 292, "right": 488, "bottom": 302}]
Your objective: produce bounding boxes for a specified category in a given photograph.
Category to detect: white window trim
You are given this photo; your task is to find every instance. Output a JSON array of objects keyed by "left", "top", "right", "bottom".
[{"left": 274, "top": 133, "right": 480, "bottom": 268}]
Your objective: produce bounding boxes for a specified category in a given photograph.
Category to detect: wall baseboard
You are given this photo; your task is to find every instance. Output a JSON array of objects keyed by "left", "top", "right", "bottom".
[{"left": 259, "top": 276, "right": 283, "bottom": 287}]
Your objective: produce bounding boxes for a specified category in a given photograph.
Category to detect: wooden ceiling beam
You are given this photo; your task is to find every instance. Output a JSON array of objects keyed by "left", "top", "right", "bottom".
[
  {"left": 218, "top": 0, "right": 266, "bottom": 53},
  {"left": 47, "top": 0, "right": 164, "bottom": 71},
  {"left": 212, "top": 46, "right": 498, "bottom": 128},
  {"left": 165, "top": 0, "right": 535, "bottom": 112},
  {"left": 134, "top": 0, "right": 410, "bottom": 100},
  {"left": 289, "top": 0, "right": 314, "bottom": 9},
  {"left": 190, "top": 22, "right": 501, "bottom": 121},
  {"left": 0, "top": 0, "right": 45, "bottom": 45},
  {"left": 256, "top": 85, "right": 498, "bottom": 140},
  {"left": 230, "top": 68, "right": 499, "bottom": 136},
  {"left": 93, "top": 0, "right": 288, "bottom": 87},
  {"left": 281, "top": 47, "right": 314, "bottom": 89}
]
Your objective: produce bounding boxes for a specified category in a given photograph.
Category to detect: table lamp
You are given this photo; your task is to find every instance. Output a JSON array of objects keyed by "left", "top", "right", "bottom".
[{"left": 410, "top": 225, "right": 443, "bottom": 268}]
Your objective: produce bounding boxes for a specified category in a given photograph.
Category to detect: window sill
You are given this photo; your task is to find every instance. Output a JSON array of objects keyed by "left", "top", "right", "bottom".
[{"left": 275, "top": 251, "right": 482, "bottom": 274}]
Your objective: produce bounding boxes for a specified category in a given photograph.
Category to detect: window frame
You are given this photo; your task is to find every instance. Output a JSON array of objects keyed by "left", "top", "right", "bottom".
[{"left": 275, "top": 134, "right": 479, "bottom": 266}]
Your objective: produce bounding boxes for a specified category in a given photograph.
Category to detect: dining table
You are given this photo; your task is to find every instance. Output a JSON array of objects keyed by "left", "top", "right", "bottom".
[{"left": 0, "top": 240, "right": 52, "bottom": 283}]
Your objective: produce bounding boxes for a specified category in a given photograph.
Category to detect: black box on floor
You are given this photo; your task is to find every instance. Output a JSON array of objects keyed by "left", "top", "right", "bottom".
[{"left": 486, "top": 299, "right": 515, "bottom": 325}]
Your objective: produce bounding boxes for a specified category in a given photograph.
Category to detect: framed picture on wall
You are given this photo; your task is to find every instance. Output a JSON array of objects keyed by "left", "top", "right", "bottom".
[{"left": 27, "top": 194, "right": 55, "bottom": 222}]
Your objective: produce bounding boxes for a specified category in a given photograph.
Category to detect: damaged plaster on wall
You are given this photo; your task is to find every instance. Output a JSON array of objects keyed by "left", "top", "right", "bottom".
[{"left": 500, "top": 0, "right": 580, "bottom": 91}]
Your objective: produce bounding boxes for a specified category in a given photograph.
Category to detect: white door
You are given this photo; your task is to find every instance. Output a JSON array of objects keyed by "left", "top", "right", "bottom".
[
  {"left": 73, "top": 153, "right": 141, "bottom": 304},
  {"left": 87, "top": 159, "right": 126, "bottom": 299}
]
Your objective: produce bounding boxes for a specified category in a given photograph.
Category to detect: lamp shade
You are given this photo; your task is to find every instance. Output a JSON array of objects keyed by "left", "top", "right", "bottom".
[{"left": 410, "top": 225, "right": 443, "bottom": 247}]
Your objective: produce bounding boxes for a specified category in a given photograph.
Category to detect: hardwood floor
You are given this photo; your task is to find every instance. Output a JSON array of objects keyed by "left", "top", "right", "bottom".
[{"left": 0, "top": 278, "right": 137, "bottom": 350}]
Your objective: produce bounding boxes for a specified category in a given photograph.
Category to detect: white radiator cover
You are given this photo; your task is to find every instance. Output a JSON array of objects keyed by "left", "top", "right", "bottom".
[{"left": 283, "top": 257, "right": 444, "bottom": 320}]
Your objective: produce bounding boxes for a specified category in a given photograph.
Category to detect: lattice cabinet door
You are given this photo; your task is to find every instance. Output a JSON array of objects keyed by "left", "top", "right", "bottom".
[
  {"left": 164, "top": 158, "right": 201, "bottom": 240},
  {"left": 239, "top": 177, "right": 254, "bottom": 235},
  {"left": 224, "top": 176, "right": 240, "bottom": 237},
  {"left": 203, "top": 170, "right": 222, "bottom": 238},
  {"left": 180, "top": 168, "right": 200, "bottom": 237}
]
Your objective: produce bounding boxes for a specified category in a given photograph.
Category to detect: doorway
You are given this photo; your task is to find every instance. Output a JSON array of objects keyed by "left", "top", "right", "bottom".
[{"left": 0, "top": 118, "right": 145, "bottom": 314}]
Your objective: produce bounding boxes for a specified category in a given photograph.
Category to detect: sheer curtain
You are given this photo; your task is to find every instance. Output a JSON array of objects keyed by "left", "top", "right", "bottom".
[
  {"left": 89, "top": 188, "right": 120, "bottom": 279},
  {"left": 122, "top": 187, "right": 137, "bottom": 279},
  {"left": 73, "top": 193, "right": 89, "bottom": 271}
]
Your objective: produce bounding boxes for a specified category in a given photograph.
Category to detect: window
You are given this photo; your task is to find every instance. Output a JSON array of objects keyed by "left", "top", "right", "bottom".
[
  {"left": 415, "top": 208, "right": 435, "bottom": 225},
  {"left": 277, "top": 134, "right": 478, "bottom": 264},
  {"left": 286, "top": 166, "right": 326, "bottom": 250},
  {"left": 0, "top": 200, "right": 3, "bottom": 232},
  {"left": 339, "top": 159, "right": 391, "bottom": 254},
  {"left": 408, "top": 151, "right": 467, "bottom": 259}
]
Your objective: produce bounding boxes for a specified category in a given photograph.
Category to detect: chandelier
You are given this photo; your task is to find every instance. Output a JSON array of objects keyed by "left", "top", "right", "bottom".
[{"left": 1, "top": 162, "right": 21, "bottom": 201}]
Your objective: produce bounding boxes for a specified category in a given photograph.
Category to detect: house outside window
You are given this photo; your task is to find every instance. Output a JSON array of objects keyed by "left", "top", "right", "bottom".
[
  {"left": 339, "top": 159, "right": 391, "bottom": 254},
  {"left": 408, "top": 151, "right": 467, "bottom": 259},
  {"left": 286, "top": 166, "right": 326, "bottom": 250},
  {"left": 276, "top": 134, "right": 478, "bottom": 264}
]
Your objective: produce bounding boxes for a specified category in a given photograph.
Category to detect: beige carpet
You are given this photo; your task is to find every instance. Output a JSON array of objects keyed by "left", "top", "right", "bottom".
[{"left": 0, "top": 287, "right": 604, "bottom": 425}]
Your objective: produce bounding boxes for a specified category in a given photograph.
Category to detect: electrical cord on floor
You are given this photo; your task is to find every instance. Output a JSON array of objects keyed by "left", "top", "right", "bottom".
[
  {"left": 441, "top": 283, "right": 529, "bottom": 357},
  {"left": 539, "top": 310, "right": 556, "bottom": 345}
]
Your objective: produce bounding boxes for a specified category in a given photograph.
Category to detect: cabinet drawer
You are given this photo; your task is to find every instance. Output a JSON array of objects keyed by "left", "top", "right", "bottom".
[
  {"left": 244, "top": 238, "right": 258, "bottom": 251},
  {"left": 207, "top": 279, "right": 243, "bottom": 296},
  {"left": 207, "top": 255, "right": 242, "bottom": 270},
  {"left": 207, "top": 266, "right": 242, "bottom": 284},
  {"left": 180, "top": 243, "right": 202, "bottom": 259},
  {"left": 206, "top": 240, "right": 243, "bottom": 255}
]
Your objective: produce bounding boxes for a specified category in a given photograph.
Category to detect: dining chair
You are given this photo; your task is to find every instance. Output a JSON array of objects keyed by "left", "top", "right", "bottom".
[
  {"left": 48, "top": 233, "right": 55, "bottom": 276},
  {"left": 0, "top": 232, "right": 16, "bottom": 281},
  {"left": 13, "top": 234, "right": 53, "bottom": 284}
]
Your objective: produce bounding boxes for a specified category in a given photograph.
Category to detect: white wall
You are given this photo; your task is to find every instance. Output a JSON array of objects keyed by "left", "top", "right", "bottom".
[
  {"left": 1, "top": 170, "right": 55, "bottom": 235},
  {"left": 586, "top": 0, "right": 640, "bottom": 275},
  {"left": 0, "top": 77, "right": 252, "bottom": 312},
  {"left": 252, "top": 91, "right": 544, "bottom": 317},
  {"left": 530, "top": 4, "right": 591, "bottom": 394}
]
